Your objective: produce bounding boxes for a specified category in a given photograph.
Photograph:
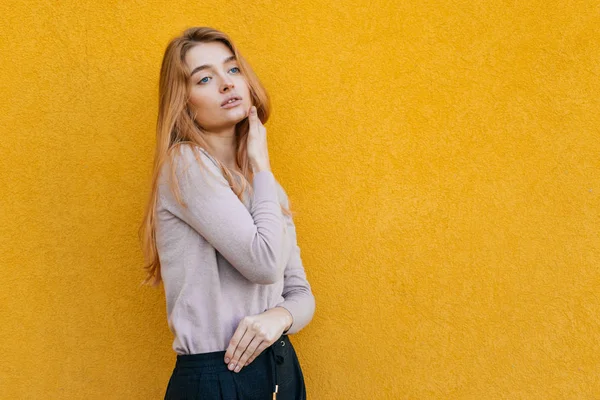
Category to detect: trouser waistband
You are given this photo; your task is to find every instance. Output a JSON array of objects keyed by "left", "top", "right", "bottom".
[{"left": 174, "top": 334, "right": 290, "bottom": 398}]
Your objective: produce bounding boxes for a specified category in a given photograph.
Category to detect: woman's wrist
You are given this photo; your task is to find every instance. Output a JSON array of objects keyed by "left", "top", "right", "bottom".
[{"left": 272, "top": 306, "right": 293, "bottom": 332}]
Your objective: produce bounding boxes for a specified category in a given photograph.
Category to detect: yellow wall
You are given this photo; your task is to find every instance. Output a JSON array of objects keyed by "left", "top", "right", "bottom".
[{"left": 1, "top": 0, "right": 598, "bottom": 398}]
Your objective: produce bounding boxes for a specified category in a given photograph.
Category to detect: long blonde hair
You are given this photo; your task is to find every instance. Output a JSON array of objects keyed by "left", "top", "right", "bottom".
[{"left": 138, "top": 26, "right": 292, "bottom": 288}]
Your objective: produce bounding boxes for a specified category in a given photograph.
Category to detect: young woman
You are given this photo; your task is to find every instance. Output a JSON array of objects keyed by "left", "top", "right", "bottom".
[{"left": 138, "top": 26, "right": 316, "bottom": 400}]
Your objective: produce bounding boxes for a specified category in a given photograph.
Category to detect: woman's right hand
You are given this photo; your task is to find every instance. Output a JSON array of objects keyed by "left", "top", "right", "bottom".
[{"left": 246, "top": 106, "right": 271, "bottom": 172}]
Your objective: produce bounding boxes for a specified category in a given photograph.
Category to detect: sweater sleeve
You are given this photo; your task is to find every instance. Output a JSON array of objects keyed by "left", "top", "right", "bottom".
[
  {"left": 161, "top": 144, "right": 286, "bottom": 285},
  {"left": 273, "top": 185, "right": 316, "bottom": 335}
]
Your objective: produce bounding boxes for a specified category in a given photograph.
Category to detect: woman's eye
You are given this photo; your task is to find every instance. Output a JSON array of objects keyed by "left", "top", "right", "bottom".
[{"left": 197, "top": 68, "right": 239, "bottom": 85}]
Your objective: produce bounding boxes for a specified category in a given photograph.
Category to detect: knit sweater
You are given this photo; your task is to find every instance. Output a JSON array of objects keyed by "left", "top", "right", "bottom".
[{"left": 155, "top": 143, "right": 316, "bottom": 355}]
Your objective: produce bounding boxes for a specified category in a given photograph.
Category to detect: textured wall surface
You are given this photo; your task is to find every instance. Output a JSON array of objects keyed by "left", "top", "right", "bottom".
[{"left": 0, "top": 0, "right": 599, "bottom": 398}]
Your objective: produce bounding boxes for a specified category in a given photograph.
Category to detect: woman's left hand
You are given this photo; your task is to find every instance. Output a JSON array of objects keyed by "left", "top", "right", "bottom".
[{"left": 224, "top": 307, "right": 293, "bottom": 373}]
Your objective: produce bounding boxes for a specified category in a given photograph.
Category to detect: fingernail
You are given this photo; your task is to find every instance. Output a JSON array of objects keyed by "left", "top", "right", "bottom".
[
  {"left": 225, "top": 358, "right": 230, "bottom": 363},
  {"left": 228, "top": 363, "right": 235, "bottom": 370},
  {"left": 235, "top": 366, "right": 241, "bottom": 373},
  {"left": 251, "top": 106, "right": 255, "bottom": 113}
]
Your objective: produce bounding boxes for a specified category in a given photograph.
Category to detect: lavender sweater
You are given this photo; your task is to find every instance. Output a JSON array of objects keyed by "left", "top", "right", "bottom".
[{"left": 155, "top": 144, "right": 316, "bottom": 354}]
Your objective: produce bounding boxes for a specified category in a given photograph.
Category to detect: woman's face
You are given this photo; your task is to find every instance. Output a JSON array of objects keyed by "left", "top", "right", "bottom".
[{"left": 185, "top": 41, "right": 251, "bottom": 133}]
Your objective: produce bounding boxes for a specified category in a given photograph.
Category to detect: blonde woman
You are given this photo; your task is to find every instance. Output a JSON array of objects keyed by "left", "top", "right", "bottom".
[{"left": 138, "top": 26, "right": 316, "bottom": 399}]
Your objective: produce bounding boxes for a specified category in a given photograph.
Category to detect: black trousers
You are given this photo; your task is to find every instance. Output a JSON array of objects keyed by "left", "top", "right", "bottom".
[{"left": 164, "top": 334, "right": 307, "bottom": 399}]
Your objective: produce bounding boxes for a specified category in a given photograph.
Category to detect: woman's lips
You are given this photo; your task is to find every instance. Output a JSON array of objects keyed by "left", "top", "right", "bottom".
[{"left": 221, "top": 99, "right": 242, "bottom": 109}]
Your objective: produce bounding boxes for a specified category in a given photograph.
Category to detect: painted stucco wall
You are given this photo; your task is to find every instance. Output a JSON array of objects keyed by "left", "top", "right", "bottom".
[{"left": 0, "top": 0, "right": 598, "bottom": 398}]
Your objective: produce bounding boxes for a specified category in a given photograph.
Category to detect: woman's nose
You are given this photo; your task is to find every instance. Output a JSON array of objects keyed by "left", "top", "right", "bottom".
[{"left": 221, "top": 79, "right": 234, "bottom": 91}]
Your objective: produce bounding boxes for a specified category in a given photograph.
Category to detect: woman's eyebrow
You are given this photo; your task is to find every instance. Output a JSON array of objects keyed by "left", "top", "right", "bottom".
[{"left": 190, "top": 55, "right": 237, "bottom": 77}]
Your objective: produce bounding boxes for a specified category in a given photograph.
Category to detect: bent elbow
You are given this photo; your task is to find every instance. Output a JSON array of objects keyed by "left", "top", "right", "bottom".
[
  {"left": 250, "top": 268, "right": 282, "bottom": 285},
  {"left": 246, "top": 246, "right": 285, "bottom": 284},
  {"left": 253, "top": 256, "right": 284, "bottom": 284}
]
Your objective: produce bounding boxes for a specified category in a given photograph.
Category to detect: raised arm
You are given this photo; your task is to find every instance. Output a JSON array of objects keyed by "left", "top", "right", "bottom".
[{"left": 160, "top": 144, "right": 286, "bottom": 284}]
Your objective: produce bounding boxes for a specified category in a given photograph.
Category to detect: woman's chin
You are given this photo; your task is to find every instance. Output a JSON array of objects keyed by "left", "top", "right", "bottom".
[{"left": 226, "top": 109, "right": 249, "bottom": 123}]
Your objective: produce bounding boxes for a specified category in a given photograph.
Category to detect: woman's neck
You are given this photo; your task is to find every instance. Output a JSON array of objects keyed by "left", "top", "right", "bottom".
[{"left": 203, "top": 131, "right": 238, "bottom": 171}]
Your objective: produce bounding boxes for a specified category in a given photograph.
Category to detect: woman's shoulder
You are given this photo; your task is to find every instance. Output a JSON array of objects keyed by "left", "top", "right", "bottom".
[
  {"left": 172, "top": 143, "right": 217, "bottom": 166},
  {"left": 158, "top": 143, "right": 225, "bottom": 188}
]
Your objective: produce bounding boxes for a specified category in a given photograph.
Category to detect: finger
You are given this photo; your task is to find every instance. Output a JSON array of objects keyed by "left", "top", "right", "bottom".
[
  {"left": 245, "top": 341, "right": 271, "bottom": 366},
  {"left": 224, "top": 323, "right": 248, "bottom": 364},
  {"left": 248, "top": 106, "right": 257, "bottom": 129},
  {"left": 248, "top": 106, "right": 264, "bottom": 133},
  {"left": 230, "top": 329, "right": 255, "bottom": 371},
  {"left": 235, "top": 335, "right": 264, "bottom": 372}
]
